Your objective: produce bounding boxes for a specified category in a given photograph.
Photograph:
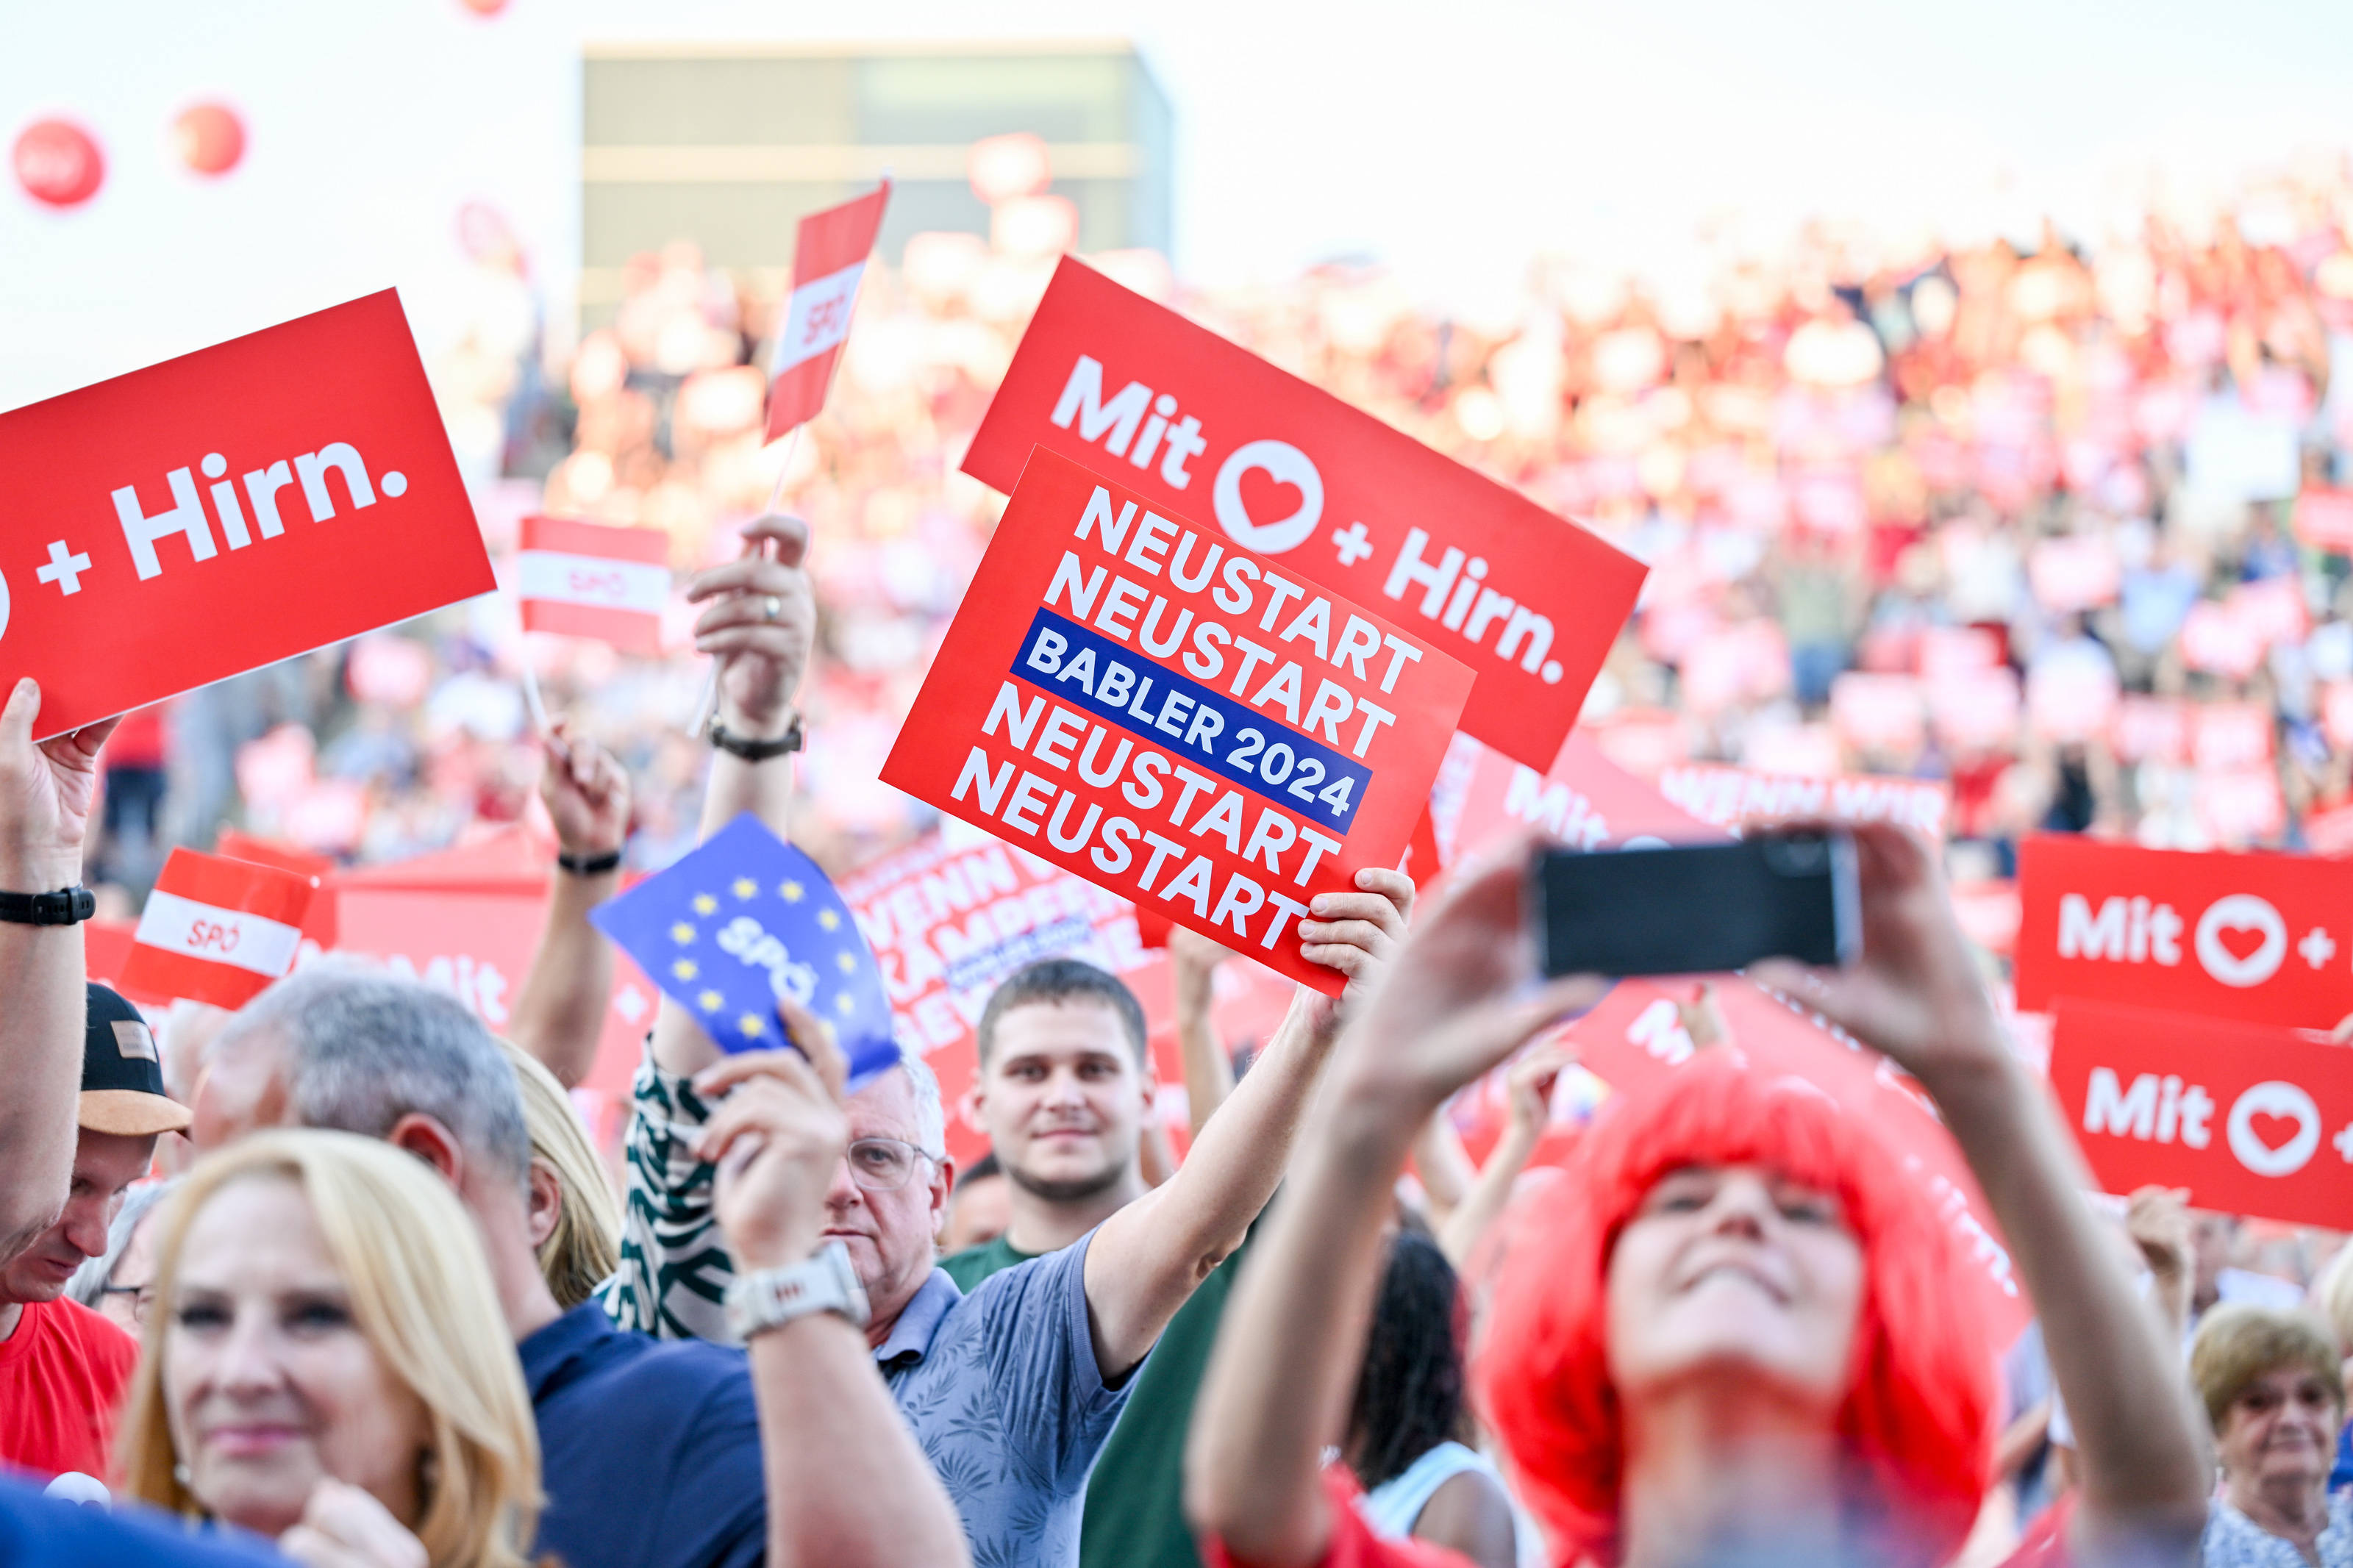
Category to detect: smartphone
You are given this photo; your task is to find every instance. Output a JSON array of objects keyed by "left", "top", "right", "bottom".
[{"left": 1534, "top": 830, "right": 1860, "bottom": 978}]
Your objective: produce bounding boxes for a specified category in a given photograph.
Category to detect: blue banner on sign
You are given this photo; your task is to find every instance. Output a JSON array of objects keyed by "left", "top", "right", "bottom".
[
  {"left": 1012, "top": 609, "right": 1369, "bottom": 834},
  {"left": 590, "top": 814, "right": 903, "bottom": 1084}
]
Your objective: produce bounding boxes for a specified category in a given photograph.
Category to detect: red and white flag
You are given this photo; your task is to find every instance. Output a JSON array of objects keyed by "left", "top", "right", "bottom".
[
  {"left": 515, "top": 515, "right": 670, "bottom": 655},
  {"left": 119, "top": 848, "right": 318, "bottom": 1008},
  {"left": 765, "top": 181, "right": 892, "bottom": 441}
]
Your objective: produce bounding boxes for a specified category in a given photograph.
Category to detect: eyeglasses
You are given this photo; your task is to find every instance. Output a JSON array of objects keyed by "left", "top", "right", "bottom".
[
  {"left": 843, "top": 1137, "right": 937, "bottom": 1192},
  {"left": 99, "top": 1282, "right": 156, "bottom": 1329}
]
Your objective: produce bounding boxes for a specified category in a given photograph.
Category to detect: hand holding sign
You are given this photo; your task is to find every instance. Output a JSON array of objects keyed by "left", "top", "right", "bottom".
[
  {"left": 0, "top": 679, "right": 118, "bottom": 890},
  {"left": 693, "top": 992, "right": 856, "bottom": 1272},
  {"left": 538, "top": 723, "right": 629, "bottom": 862},
  {"left": 1293, "top": 865, "right": 1413, "bottom": 1037}
]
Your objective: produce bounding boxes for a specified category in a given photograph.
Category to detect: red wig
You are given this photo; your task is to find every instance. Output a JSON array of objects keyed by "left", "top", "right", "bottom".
[{"left": 1474, "top": 1053, "right": 1995, "bottom": 1567}]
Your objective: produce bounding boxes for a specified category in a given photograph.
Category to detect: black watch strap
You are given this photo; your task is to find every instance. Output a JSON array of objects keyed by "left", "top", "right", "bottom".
[
  {"left": 557, "top": 849, "right": 624, "bottom": 876},
  {"left": 708, "top": 712, "right": 804, "bottom": 762},
  {"left": 0, "top": 887, "right": 96, "bottom": 926}
]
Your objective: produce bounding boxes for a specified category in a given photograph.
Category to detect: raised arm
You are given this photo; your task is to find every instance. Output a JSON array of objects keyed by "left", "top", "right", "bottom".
[
  {"left": 1082, "top": 870, "right": 1411, "bottom": 1380},
  {"left": 1168, "top": 926, "right": 1237, "bottom": 1139},
  {"left": 1436, "top": 1041, "right": 1569, "bottom": 1270},
  {"left": 0, "top": 681, "right": 117, "bottom": 1263},
  {"left": 699, "top": 994, "right": 971, "bottom": 1568},
  {"left": 1754, "top": 822, "right": 2209, "bottom": 1564},
  {"left": 507, "top": 726, "right": 631, "bottom": 1087},
  {"left": 651, "top": 512, "right": 815, "bottom": 1078},
  {"left": 1188, "top": 843, "right": 1595, "bottom": 1567}
]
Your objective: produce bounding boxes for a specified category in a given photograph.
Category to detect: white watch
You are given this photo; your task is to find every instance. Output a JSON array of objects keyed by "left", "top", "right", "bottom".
[{"left": 724, "top": 1240, "right": 871, "bottom": 1340}]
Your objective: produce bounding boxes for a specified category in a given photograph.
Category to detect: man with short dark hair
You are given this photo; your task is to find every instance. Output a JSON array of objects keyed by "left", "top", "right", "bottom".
[
  {"left": 941, "top": 1150, "right": 1011, "bottom": 1255},
  {"left": 0, "top": 984, "right": 190, "bottom": 1484}
]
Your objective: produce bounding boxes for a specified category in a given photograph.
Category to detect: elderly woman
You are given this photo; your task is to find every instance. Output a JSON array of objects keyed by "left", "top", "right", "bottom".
[
  {"left": 2193, "top": 1305, "right": 2353, "bottom": 1564},
  {"left": 119, "top": 1129, "right": 543, "bottom": 1568}
]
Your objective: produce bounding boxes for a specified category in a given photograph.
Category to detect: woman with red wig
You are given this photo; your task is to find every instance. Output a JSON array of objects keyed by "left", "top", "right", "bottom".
[{"left": 1187, "top": 824, "right": 2210, "bottom": 1568}]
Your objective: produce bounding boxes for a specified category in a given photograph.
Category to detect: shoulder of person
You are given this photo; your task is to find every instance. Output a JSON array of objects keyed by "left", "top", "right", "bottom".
[{"left": 48, "top": 1299, "right": 136, "bottom": 1375}]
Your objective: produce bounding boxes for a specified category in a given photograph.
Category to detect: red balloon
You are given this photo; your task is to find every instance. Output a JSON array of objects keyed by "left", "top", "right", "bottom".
[
  {"left": 173, "top": 103, "right": 244, "bottom": 176},
  {"left": 13, "top": 118, "right": 104, "bottom": 209},
  {"left": 458, "top": 0, "right": 509, "bottom": 14}
]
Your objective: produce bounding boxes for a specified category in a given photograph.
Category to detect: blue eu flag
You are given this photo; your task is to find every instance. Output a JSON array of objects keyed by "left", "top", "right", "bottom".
[{"left": 590, "top": 814, "right": 901, "bottom": 1085}]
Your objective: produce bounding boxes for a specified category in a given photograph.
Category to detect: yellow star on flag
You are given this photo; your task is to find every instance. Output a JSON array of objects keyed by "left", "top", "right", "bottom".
[
  {"left": 836, "top": 951, "right": 857, "bottom": 974},
  {"left": 732, "top": 877, "right": 757, "bottom": 900},
  {"left": 835, "top": 992, "right": 855, "bottom": 1015},
  {"left": 692, "top": 893, "right": 718, "bottom": 917},
  {"left": 779, "top": 881, "right": 804, "bottom": 902},
  {"left": 817, "top": 909, "right": 840, "bottom": 931},
  {"left": 671, "top": 959, "right": 697, "bottom": 981},
  {"left": 738, "top": 1014, "right": 767, "bottom": 1038},
  {"left": 698, "top": 990, "right": 723, "bottom": 1013},
  {"left": 670, "top": 922, "right": 696, "bottom": 945}
]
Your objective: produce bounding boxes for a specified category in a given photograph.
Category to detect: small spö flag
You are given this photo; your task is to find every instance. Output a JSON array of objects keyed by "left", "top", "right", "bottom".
[
  {"left": 590, "top": 814, "right": 901, "bottom": 1083},
  {"left": 765, "top": 181, "right": 891, "bottom": 442},
  {"left": 515, "top": 514, "right": 670, "bottom": 655},
  {"left": 120, "top": 848, "right": 319, "bottom": 1008}
]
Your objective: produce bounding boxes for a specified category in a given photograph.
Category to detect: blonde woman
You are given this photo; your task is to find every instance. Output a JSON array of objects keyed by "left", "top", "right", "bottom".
[
  {"left": 120, "top": 1129, "right": 543, "bottom": 1568},
  {"left": 496, "top": 1038, "right": 620, "bottom": 1310}
]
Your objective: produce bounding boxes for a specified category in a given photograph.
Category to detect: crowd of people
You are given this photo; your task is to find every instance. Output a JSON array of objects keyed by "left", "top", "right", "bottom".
[{"left": 24, "top": 132, "right": 2353, "bottom": 1568}]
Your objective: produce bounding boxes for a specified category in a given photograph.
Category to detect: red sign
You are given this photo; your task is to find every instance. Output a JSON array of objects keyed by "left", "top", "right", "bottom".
[
  {"left": 1655, "top": 763, "right": 1948, "bottom": 840},
  {"left": 882, "top": 447, "right": 1473, "bottom": 994},
  {"left": 766, "top": 182, "right": 891, "bottom": 440},
  {"left": 121, "top": 848, "right": 318, "bottom": 1008},
  {"left": 2295, "top": 487, "right": 2353, "bottom": 554},
  {"left": 962, "top": 258, "right": 1646, "bottom": 770},
  {"left": 2049, "top": 998, "right": 2353, "bottom": 1228},
  {"left": 2015, "top": 837, "right": 2353, "bottom": 1027},
  {"left": 515, "top": 514, "right": 668, "bottom": 655},
  {"left": 1438, "top": 733, "right": 1715, "bottom": 867},
  {"left": 0, "top": 291, "right": 495, "bottom": 737}
]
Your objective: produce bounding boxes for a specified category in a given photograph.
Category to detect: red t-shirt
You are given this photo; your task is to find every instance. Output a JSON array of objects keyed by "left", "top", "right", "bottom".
[{"left": 0, "top": 1298, "right": 138, "bottom": 1481}]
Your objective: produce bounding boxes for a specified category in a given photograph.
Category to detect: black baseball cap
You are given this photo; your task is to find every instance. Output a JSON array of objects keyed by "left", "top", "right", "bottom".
[{"left": 81, "top": 983, "right": 191, "bottom": 1138}]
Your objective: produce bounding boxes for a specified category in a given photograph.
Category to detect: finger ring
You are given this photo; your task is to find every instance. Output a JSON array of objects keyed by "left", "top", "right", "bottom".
[{"left": 762, "top": 595, "right": 782, "bottom": 623}]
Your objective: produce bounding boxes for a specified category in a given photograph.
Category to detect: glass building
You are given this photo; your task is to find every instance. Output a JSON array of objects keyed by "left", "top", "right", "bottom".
[{"left": 581, "top": 40, "right": 1173, "bottom": 327}]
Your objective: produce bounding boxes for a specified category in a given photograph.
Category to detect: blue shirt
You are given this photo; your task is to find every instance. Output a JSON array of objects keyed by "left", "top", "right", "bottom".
[
  {"left": 0, "top": 1478, "right": 281, "bottom": 1566},
  {"left": 520, "top": 1301, "right": 765, "bottom": 1568},
  {"left": 879, "top": 1231, "right": 1134, "bottom": 1568}
]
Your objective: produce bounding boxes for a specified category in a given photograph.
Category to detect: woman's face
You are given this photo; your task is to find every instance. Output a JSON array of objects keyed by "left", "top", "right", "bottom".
[
  {"left": 163, "top": 1175, "right": 432, "bottom": 1539},
  {"left": 1605, "top": 1163, "right": 1865, "bottom": 1415},
  {"left": 2215, "top": 1365, "right": 2341, "bottom": 1497}
]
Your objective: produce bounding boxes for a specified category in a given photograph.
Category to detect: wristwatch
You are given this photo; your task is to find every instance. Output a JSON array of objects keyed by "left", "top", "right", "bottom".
[
  {"left": 707, "top": 709, "right": 804, "bottom": 762},
  {"left": 0, "top": 887, "right": 95, "bottom": 926},
  {"left": 556, "top": 848, "right": 624, "bottom": 876},
  {"left": 724, "top": 1239, "right": 869, "bottom": 1340}
]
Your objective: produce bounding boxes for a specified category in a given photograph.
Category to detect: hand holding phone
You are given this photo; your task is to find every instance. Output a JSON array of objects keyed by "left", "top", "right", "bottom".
[{"left": 1535, "top": 830, "right": 1860, "bottom": 978}]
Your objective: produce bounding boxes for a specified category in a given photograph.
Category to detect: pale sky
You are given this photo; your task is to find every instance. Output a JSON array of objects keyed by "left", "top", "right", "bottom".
[{"left": 6, "top": 0, "right": 2353, "bottom": 410}]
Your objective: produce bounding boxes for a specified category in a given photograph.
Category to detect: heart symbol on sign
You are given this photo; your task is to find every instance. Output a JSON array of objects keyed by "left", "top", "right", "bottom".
[
  {"left": 1235, "top": 468, "right": 1304, "bottom": 534},
  {"left": 2215, "top": 924, "right": 2270, "bottom": 963},
  {"left": 2246, "top": 1110, "right": 2302, "bottom": 1152}
]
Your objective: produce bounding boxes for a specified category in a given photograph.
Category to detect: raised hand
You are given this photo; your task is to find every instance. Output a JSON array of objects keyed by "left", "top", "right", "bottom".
[
  {"left": 0, "top": 679, "right": 119, "bottom": 889},
  {"left": 1293, "top": 865, "right": 1415, "bottom": 1038},
  {"left": 684, "top": 512, "right": 818, "bottom": 738},
  {"left": 691, "top": 992, "right": 851, "bottom": 1271},
  {"left": 1327, "top": 838, "right": 1603, "bottom": 1128},
  {"left": 1503, "top": 1039, "right": 1575, "bottom": 1140},
  {"left": 1750, "top": 820, "right": 2004, "bottom": 1093},
  {"left": 538, "top": 722, "right": 631, "bottom": 860}
]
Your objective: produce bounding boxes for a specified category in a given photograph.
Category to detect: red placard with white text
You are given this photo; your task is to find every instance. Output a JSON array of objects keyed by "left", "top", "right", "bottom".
[
  {"left": 963, "top": 258, "right": 1646, "bottom": 770},
  {"left": 882, "top": 447, "right": 1473, "bottom": 994},
  {"left": 1655, "top": 763, "right": 1949, "bottom": 840},
  {"left": 120, "top": 848, "right": 318, "bottom": 1008},
  {"left": 2015, "top": 837, "right": 2353, "bottom": 1026},
  {"left": 2049, "top": 998, "right": 2353, "bottom": 1229},
  {"left": 515, "top": 515, "right": 669, "bottom": 654},
  {"left": 0, "top": 291, "right": 496, "bottom": 737},
  {"left": 1437, "top": 732, "right": 1715, "bottom": 867}
]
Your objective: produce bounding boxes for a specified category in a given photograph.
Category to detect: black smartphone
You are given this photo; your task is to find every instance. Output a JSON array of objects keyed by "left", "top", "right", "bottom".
[{"left": 1534, "top": 830, "right": 1860, "bottom": 978}]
